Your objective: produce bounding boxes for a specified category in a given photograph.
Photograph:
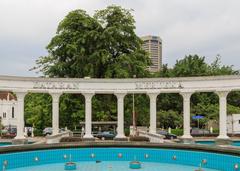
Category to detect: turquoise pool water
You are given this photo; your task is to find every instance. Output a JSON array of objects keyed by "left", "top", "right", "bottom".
[
  {"left": 0, "top": 142, "right": 34, "bottom": 147},
  {"left": 0, "top": 142, "right": 11, "bottom": 146},
  {"left": 10, "top": 161, "right": 218, "bottom": 171},
  {"left": 0, "top": 148, "right": 239, "bottom": 171},
  {"left": 196, "top": 141, "right": 240, "bottom": 146}
]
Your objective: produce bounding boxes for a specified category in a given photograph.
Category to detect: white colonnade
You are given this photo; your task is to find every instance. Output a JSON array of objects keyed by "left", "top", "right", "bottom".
[
  {"left": 13, "top": 90, "right": 230, "bottom": 140},
  {"left": 0, "top": 75, "right": 238, "bottom": 140}
]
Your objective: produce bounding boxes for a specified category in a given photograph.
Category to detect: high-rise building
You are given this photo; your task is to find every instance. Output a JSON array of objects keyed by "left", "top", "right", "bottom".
[{"left": 141, "top": 35, "right": 162, "bottom": 72}]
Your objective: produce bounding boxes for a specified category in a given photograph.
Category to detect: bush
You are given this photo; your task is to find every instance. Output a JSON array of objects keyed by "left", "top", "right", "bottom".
[
  {"left": 171, "top": 128, "right": 183, "bottom": 136},
  {"left": 33, "top": 128, "right": 43, "bottom": 136},
  {"left": 124, "top": 128, "right": 130, "bottom": 136},
  {"left": 129, "top": 136, "right": 150, "bottom": 142},
  {"left": 213, "top": 128, "right": 219, "bottom": 134}
]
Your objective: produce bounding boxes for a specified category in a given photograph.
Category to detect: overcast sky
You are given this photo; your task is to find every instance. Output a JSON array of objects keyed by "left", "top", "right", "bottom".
[{"left": 0, "top": 0, "right": 240, "bottom": 76}]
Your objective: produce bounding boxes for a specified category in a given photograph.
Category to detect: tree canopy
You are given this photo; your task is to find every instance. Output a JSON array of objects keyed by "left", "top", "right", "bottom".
[
  {"left": 158, "top": 54, "right": 238, "bottom": 77},
  {"left": 32, "top": 5, "right": 150, "bottom": 78}
]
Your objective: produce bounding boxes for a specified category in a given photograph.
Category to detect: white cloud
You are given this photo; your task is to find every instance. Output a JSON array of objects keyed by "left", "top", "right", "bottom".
[{"left": 0, "top": 0, "right": 239, "bottom": 76}]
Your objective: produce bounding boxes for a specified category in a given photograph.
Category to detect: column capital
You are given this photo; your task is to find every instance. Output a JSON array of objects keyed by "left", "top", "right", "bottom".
[
  {"left": 15, "top": 91, "right": 27, "bottom": 101},
  {"left": 180, "top": 91, "right": 194, "bottom": 100},
  {"left": 147, "top": 92, "right": 159, "bottom": 99},
  {"left": 50, "top": 92, "right": 62, "bottom": 103},
  {"left": 215, "top": 90, "right": 229, "bottom": 98},
  {"left": 82, "top": 92, "right": 95, "bottom": 98},
  {"left": 114, "top": 92, "right": 127, "bottom": 99}
]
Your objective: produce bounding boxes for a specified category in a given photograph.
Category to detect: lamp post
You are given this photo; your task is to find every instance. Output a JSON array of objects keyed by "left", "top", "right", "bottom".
[{"left": 132, "top": 75, "right": 137, "bottom": 136}]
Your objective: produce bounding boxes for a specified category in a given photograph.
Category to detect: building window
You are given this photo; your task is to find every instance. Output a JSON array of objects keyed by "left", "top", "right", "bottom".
[
  {"left": 12, "top": 107, "right": 15, "bottom": 118},
  {"left": 239, "top": 120, "right": 240, "bottom": 124},
  {"left": 3, "top": 112, "right": 6, "bottom": 118}
]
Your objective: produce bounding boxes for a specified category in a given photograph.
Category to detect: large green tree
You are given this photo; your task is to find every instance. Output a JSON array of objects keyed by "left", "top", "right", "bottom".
[
  {"left": 27, "top": 5, "right": 150, "bottom": 131},
  {"left": 33, "top": 5, "right": 150, "bottom": 78}
]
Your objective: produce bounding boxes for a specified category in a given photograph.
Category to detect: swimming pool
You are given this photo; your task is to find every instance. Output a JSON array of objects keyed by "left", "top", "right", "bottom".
[
  {"left": 0, "top": 142, "right": 11, "bottom": 146},
  {"left": 0, "top": 147, "right": 239, "bottom": 171},
  {"left": 0, "top": 142, "right": 34, "bottom": 147},
  {"left": 196, "top": 140, "right": 240, "bottom": 146}
]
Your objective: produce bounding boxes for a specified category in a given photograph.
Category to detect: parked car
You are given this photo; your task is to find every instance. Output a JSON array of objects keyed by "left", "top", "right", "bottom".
[
  {"left": 1, "top": 127, "right": 17, "bottom": 138},
  {"left": 191, "top": 128, "right": 210, "bottom": 135},
  {"left": 43, "top": 127, "right": 53, "bottom": 136},
  {"left": 95, "top": 131, "right": 116, "bottom": 140},
  {"left": 8, "top": 127, "right": 17, "bottom": 135},
  {"left": 42, "top": 127, "right": 66, "bottom": 136},
  {"left": 157, "top": 130, "right": 177, "bottom": 139}
]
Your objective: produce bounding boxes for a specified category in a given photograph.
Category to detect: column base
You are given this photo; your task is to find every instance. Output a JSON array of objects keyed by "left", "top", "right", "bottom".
[
  {"left": 12, "top": 138, "right": 28, "bottom": 145},
  {"left": 179, "top": 135, "right": 194, "bottom": 144},
  {"left": 83, "top": 135, "right": 95, "bottom": 141},
  {"left": 14, "top": 135, "right": 26, "bottom": 139},
  {"left": 114, "top": 135, "right": 128, "bottom": 141},
  {"left": 215, "top": 137, "right": 232, "bottom": 145},
  {"left": 181, "top": 134, "right": 193, "bottom": 139},
  {"left": 217, "top": 135, "right": 230, "bottom": 139},
  {"left": 149, "top": 131, "right": 156, "bottom": 134}
]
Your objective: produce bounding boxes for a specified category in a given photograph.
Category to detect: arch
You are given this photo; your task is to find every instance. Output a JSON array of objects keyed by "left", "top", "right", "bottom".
[
  {"left": 190, "top": 92, "right": 219, "bottom": 136},
  {"left": 124, "top": 93, "right": 150, "bottom": 136},
  {"left": 226, "top": 91, "right": 240, "bottom": 136},
  {"left": 91, "top": 94, "right": 117, "bottom": 138},
  {"left": 59, "top": 93, "right": 84, "bottom": 131},
  {"left": 156, "top": 93, "right": 183, "bottom": 134},
  {"left": 24, "top": 92, "right": 52, "bottom": 136}
]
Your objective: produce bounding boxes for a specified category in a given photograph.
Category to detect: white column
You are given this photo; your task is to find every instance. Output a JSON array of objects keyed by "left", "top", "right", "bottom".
[
  {"left": 180, "top": 92, "right": 193, "bottom": 139},
  {"left": 216, "top": 91, "right": 229, "bottom": 139},
  {"left": 83, "top": 93, "right": 94, "bottom": 139},
  {"left": 148, "top": 93, "right": 158, "bottom": 134},
  {"left": 51, "top": 92, "right": 62, "bottom": 135},
  {"left": 115, "top": 93, "right": 126, "bottom": 138},
  {"left": 0, "top": 100, "right": 2, "bottom": 119},
  {"left": 15, "top": 91, "right": 27, "bottom": 139}
]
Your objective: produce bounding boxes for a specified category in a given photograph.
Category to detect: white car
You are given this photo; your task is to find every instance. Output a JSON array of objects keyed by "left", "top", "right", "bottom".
[
  {"left": 43, "top": 127, "right": 53, "bottom": 136},
  {"left": 43, "top": 127, "right": 65, "bottom": 136}
]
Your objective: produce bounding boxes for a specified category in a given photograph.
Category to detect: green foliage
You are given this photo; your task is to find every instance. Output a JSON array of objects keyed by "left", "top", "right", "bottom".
[
  {"left": 59, "top": 94, "right": 85, "bottom": 129},
  {"left": 158, "top": 54, "right": 239, "bottom": 78},
  {"left": 33, "top": 128, "right": 43, "bottom": 136},
  {"left": 124, "top": 94, "right": 150, "bottom": 127},
  {"left": 157, "top": 93, "right": 183, "bottom": 113},
  {"left": 33, "top": 5, "right": 150, "bottom": 78},
  {"left": 92, "top": 95, "right": 117, "bottom": 121},
  {"left": 171, "top": 128, "right": 183, "bottom": 136},
  {"left": 173, "top": 55, "right": 209, "bottom": 77},
  {"left": 24, "top": 93, "right": 52, "bottom": 130},
  {"left": 157, "top": 110, "right": 183, "bottom": 129}
]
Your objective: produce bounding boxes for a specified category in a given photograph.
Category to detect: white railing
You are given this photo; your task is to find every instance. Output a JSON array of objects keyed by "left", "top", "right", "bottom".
[{"left": 46, "top": 130, "right": 73, "bottom": 144}]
